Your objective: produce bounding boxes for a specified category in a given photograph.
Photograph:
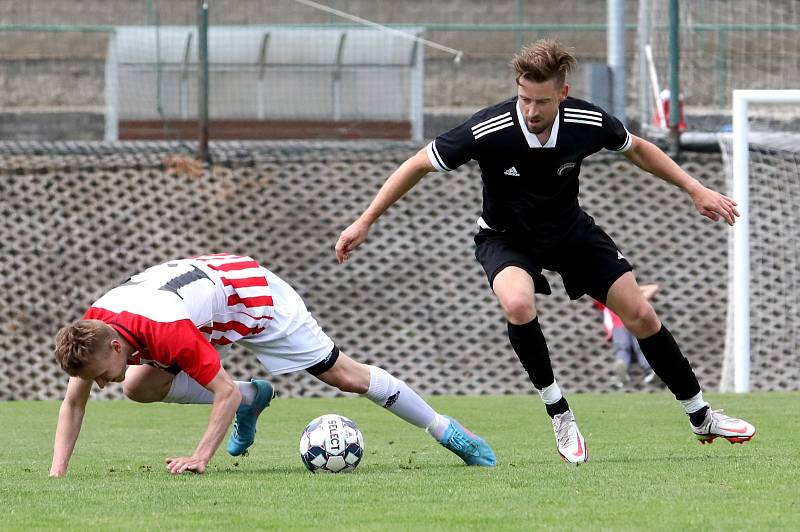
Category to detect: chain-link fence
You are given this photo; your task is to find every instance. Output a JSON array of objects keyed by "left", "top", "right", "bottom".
[{"left": 0, "top": 141, "right": 743, "bottom": 400}]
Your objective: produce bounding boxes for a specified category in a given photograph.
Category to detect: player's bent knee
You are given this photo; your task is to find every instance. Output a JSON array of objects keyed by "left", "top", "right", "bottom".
[
  {"left": 623, "top": 303, "right": 660, "bottom": 337},
  {"left": 501, "top": 295, "right": 537, "bottom": 324},
  {"left": 122, "top": 373, "right": 170, "bottom": 403},
  {"left": 122, "top": 380, "right": 152, "bottom": 403},
  {"left": 121, "top": 365, "right": 173, "bottom": 403}
]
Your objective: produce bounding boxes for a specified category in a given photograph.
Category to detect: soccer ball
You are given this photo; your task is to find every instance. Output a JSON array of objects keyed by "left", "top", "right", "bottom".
[{"left": 299, "top": 414, "right": 364, "bottom": 473}]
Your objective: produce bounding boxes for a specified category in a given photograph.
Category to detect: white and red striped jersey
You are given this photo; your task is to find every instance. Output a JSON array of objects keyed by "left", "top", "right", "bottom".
[
  {"left": 83, "top": 254, "right": 274, "bottom": 386},
  {"left": 593, "top": 300, "right": 624, "bottom": 340}
]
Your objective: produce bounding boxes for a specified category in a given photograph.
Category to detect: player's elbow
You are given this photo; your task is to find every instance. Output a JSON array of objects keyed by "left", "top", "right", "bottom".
[{"left": 410, "top": 148, "right": 435, "bottom": 175}]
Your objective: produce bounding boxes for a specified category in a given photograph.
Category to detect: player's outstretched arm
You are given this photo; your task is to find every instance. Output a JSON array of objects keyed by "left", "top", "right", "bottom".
[
  {"left": 49, "top": 377, "right": 93, "bottom": 477},
  {"left": 335, "top": 147, "right": 435, "bottom": 263},
  {"left": 164, "top": 367, "right": 241, "bottom": 475},
  {"left": 623, "top": 135, "right": 739, "bottom": 226}
]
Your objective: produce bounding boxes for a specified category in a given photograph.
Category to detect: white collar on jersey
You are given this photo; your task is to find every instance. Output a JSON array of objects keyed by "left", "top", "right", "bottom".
[{"left": 516, "top": 100, "right": 560, "bottom": 148}]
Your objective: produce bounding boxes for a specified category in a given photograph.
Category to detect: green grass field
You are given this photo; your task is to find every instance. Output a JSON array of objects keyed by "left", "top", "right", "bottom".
[{"left": 1, "top": 392, "right": 797, "bottom": 531}]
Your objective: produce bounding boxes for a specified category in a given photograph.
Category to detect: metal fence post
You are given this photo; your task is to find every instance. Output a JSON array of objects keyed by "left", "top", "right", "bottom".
[{"left": 198, "top": 0, "right": 210, "bottom": 162}]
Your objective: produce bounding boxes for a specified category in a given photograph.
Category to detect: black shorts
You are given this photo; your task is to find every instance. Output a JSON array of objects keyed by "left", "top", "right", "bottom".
[{"left": 474, "top": 219, "right": 632, "bottom": 304}]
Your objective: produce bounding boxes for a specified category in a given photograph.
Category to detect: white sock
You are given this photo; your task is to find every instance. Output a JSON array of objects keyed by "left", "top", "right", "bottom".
[
  {"left": 237, "top": 380, "right": 258, "bottom": 405},
  {"left": 163, "top": 372, "right": 256, "bottom": 406},
  {"left": 680, "top": 391, "right": 709, "bottom": 414},
  {"left": 426, "top": 414, "right": 451, "bottom": 441},
  {"left": 363, "top": 365, "right": 442, "bottom": 438},
  {"left": 538, "top": 381, "right": 563, "bottom": 405}
]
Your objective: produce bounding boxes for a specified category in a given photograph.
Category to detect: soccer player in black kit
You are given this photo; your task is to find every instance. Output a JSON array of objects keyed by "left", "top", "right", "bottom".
[{"left": 335, "top": 39, "right": 755, "bottom": 464}]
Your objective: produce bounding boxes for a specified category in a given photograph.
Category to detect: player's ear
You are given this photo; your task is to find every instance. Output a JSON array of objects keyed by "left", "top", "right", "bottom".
[
  {"left": 560, "top": 83, "right": 570, "bottom": 100},
  {"left": 110, "top": 338, "right": 122, "bottom": 354}
]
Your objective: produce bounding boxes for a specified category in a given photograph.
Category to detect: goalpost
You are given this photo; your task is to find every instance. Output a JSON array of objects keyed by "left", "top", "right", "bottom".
[{"left": 720, "top": 89, "right": 800, "bottom": 393}]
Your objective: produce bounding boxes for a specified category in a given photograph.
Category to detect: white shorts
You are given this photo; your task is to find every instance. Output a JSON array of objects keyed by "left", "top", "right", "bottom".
[{"left": 235, "top": 268, "right": 335, "bottom": 375}]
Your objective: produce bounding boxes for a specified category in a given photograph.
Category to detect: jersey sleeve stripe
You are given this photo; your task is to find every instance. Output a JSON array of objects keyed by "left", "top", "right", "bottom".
[
  {"left": 426, "top": 141, "right": 451, "bottom": 172},
  {"left": 564, "top": 117, "right": 603, "bottom": 127},
  {"left": 564, "top": 111, "right": 602, "bottom": 121},
  {"left": 564, "top": 107, "right": 602, "bottom": 117},
  {"left": 473, "top": 120, "right": 514, "bottom": 139},
  {"left": 470, "top": 111, "right": 512, "bottom": 132},
  {"left": 563, "top": 113, "right": 602, "bottom": 124},
  {"left": 472, "top": 116, "right": 513, "bottom": 137},
  {"left": 614, "top": 128, "right": 633, "bottom": 152}
]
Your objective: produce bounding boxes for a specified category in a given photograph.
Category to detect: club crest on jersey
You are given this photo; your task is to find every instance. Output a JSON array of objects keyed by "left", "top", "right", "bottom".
[{"left": 557, "top": 162, "right": 576, "bottom": 176}]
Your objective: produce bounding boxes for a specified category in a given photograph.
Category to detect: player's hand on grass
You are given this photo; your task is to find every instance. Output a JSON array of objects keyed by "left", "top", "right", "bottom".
[
  {"left": 690, "top": 185, "right": 739, "bottom": 226},
  {"left": 335, "top": 219, "right": 370, "bottom": 263},
  {"left": 165, "top": 456, "right": 208, "bottom": 475}
]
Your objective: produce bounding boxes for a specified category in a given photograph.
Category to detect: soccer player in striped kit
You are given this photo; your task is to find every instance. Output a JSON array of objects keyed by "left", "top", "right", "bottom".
[
  {"left": 336, "top": 40, "right": 755, "bottom": 464},
  {"left": 50, "top": 254, "right": 495, "bottom": 476}
]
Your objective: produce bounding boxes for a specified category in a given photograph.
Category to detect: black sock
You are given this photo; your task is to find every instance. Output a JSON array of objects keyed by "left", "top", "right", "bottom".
[
  {"left": 689, "top": 406, "right": 710, "bottom": 427},
  {"left": 507, "top": 318, "right": 569, "bottom": 418},
  {"left": 545, "top": 397, "right": 570, "bottom": 418},
  {"left": 637, "top": 325, "right": 700, "bottom": 400},
  {"left": 507, "top": 317, "right": 555, "bottom": 389}
]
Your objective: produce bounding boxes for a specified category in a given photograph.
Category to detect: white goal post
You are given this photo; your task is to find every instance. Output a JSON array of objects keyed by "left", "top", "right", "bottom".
[{"left": 726, "top": 89, "right": 800, "bottom": 393}]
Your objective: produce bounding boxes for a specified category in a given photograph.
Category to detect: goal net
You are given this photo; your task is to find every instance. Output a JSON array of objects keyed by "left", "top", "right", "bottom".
[
  {"left": 641, "top": 0, "right": 800, "bottom": 129},
  {"left": 718, "top": 90, "right": 800, "bottom": 392}
]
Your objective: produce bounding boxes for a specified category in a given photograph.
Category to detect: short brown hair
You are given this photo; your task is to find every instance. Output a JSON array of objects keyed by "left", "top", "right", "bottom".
[
  {"left": 511, "top": 39, "right": 577, "bottom": 87},
  {"left": 54, "top": 320, "right": 112, "bottom": 375}
]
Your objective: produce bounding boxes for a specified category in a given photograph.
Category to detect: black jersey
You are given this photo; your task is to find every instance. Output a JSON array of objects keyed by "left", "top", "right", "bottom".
[{"left": 427, "top": 96, "right": 632, "bottom": 245}]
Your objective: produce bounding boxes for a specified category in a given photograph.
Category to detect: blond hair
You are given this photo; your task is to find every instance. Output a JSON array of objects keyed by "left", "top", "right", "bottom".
[
  {"left": 53, "top": 320, "right": 112, "bottom": 375},
  {"left": 511, "top": 39, "right": 577, "bottom": 87}
]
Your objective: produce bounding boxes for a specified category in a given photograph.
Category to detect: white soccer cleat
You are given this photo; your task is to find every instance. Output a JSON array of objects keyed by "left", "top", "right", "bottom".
[
  {"left": 552, "top": 410, "right": 588, "bottom": 464},
  {"left": 691, "top": 409, "right": 756, "bottom": 445}
]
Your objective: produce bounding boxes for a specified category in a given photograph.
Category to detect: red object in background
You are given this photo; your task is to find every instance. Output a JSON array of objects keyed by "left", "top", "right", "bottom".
[{"left": 656, "top": 89, "right": 687, "bottom": 130}]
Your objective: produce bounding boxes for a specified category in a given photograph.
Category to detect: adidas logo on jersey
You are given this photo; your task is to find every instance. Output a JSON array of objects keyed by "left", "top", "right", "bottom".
[{"left": 504, "top": 166, "right": 520, "bottom": 176}]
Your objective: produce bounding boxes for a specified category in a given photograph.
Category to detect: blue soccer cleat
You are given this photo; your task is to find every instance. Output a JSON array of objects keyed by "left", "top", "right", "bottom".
[
  {"left": 227, "top": 379, "right": 275, "bottom": 456},
  {"left": 438, "top": 416, "right": 497, "bottom": 467}
]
